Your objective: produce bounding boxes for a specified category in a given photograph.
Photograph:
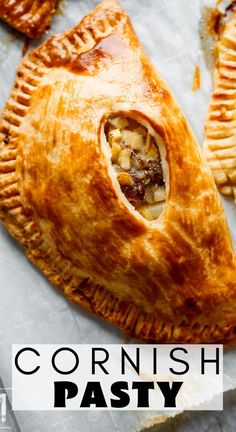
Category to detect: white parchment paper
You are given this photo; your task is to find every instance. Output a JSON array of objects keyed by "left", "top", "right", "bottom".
[{"left": 0, "top": 0, "right": 236, "bottom": 431}]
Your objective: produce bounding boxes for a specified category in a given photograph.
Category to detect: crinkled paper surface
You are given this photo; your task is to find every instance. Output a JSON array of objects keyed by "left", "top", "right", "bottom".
[{"left": 0, "top": 0, "right": 236, "bottom": 431}]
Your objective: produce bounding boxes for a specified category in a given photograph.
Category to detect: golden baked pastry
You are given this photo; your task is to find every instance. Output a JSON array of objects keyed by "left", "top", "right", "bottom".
[
  {"left": 0, "top": 0, "right": 236, "bottom": 343},
  {"left": 204, "top": 6, "right": 236, "bottom": 201},
  {"left": 0, "top": 0, "right": 57, "bottom": 39}
]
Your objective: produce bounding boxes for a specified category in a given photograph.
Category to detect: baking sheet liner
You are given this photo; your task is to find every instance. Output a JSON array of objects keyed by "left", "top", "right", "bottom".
[{"left": 0, "top": 0, "right": 236, "bottom": 430}]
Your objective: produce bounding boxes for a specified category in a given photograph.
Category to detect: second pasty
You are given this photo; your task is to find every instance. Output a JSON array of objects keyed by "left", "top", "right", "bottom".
[
  {"left": 204, "top": 6, "right": 236, "bottom": 201},
  {"left": 0, "top": 0, "right": 57, "bottom": 38}
]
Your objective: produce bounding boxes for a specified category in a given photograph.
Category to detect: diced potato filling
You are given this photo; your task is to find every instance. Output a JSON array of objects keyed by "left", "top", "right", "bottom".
[{"left": 105, "top": 116, "right": 166, "bottom": 221}]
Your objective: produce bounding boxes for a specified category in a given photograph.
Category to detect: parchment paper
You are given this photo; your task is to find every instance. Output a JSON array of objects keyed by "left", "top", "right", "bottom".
[{"left": 0, "top": 0, "right": 236, "bottom": 431}]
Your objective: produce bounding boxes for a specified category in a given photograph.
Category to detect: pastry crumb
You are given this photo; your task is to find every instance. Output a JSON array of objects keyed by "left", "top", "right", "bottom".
[{"left": 192, "top": 65, "right": 201, "bottom": 92}]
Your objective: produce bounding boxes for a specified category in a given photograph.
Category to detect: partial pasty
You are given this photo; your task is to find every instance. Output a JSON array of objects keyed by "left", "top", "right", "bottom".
[
  {"left": 0, "top": 0, "right": 236, "bottom": 343},
  {"left": 204, "top": 6, "right": 236, "bottom": 201},
  {"left": 0, "top": 0, "right": 57, "bottom": 39}
]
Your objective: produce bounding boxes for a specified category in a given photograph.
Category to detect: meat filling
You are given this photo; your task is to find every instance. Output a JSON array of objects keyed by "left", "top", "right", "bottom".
[{"left": 105, "top": 116, "right": 166, "bottom": 221}]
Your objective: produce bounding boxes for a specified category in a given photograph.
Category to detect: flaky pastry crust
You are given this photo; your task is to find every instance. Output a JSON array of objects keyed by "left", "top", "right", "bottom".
[
  {"left": 0, "top": 0, "right": 236, "bottom": 343},
  {"left": 204, "top": 9, "right": 236, "bottom": 201},
  {"left": 0, "top": 0, "right": 57, "bottom": 39}
]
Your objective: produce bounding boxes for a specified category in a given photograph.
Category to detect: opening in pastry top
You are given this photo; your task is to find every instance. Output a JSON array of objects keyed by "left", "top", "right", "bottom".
[{"left": 104, "top": 115, "right": 167, "bottom": 221}]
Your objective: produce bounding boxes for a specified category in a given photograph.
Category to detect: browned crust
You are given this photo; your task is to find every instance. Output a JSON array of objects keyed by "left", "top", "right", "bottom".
[
  {"left": 0, "top": 0, "right": 58, "bottom": 39},
  {"left": 0, "top": 0, "right": 236, "bottom": 344},
  {"left": 204, "top": 9, "right": 236, "bottom": 201}
]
